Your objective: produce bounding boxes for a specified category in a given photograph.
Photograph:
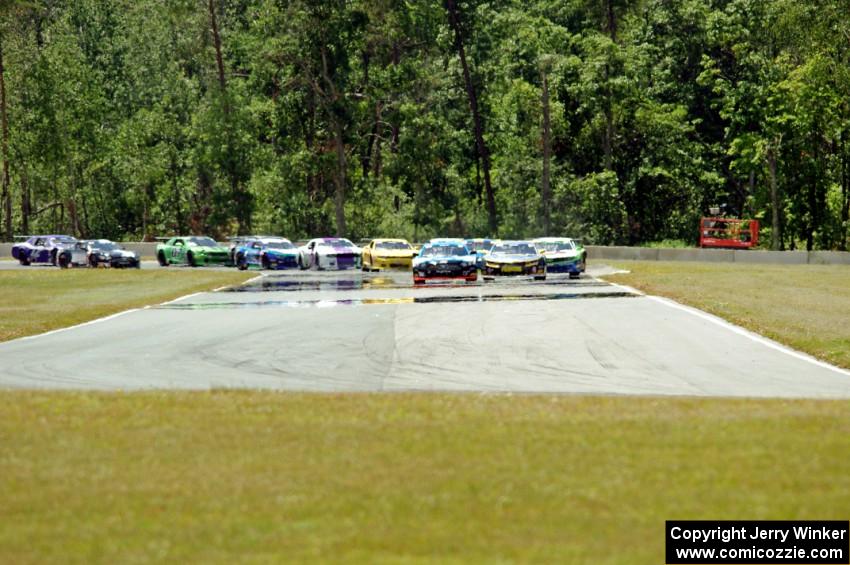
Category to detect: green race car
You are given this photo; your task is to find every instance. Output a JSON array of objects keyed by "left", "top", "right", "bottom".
[{"left": 156, "top": 236, "right": 231, "bottom": 267}]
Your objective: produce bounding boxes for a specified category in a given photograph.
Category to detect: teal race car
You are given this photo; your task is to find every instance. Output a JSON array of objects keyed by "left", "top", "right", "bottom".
[
  {"left": 156, "top": 236, "right": 231, "bottom": 267},
  {"left": 533, "top": 237, "right": 587, "bottom": 278}
]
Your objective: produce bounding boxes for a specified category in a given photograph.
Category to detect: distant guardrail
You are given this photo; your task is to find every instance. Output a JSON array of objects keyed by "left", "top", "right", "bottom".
[
  {"left": 2, "top": 242, "right": 850, "bottom": 265},
  {"left": 585, "top": 245, "right": 850, "bottom": 265}
]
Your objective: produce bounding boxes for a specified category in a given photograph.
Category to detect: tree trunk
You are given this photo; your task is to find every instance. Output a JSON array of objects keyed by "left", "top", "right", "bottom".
[
  {"left": 767, "top": 144, "right": 781, "bottom": 251},
  {"left": 21, "top": 166, "right": 30, "bottom": 234},
  {"left": 841, "top": 143, "right": 849, "bottom": 251},
  {"left": 332, "top": 118, "right": 347, "bottom": 237},
  {"left": 540, "top": 70, "right": 552, "bottom": 236},
  {"left": 208, "top": 0, "right": 227, "bottom": 92},
  {"left": 602, "top": 0, "right": 616, "bottom": 173},
  {"left": 0, "top": 35, "right": 12, "bottom": 241},
  {"left": 604, "top": 0, "right": 617, "bottom": 41},
  {"left": 445, "top": 0, "right": 497, "bottom": 235}
]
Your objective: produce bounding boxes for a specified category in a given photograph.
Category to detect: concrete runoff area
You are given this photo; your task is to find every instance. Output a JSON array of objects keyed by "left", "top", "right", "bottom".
[{"left": 1, "top": 266, "right": 849, "bottom": 397}]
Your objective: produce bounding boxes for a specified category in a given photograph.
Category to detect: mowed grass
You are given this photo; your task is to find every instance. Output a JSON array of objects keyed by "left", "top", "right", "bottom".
[
  {"left": 1, "top": 393, "right": 848, "bottom": 564},
  {"left": 604, "top": 261, "right": 850, "bottom": 369},
  {"left": 0, "top": 269, "right": 253, "bottom": 342}
]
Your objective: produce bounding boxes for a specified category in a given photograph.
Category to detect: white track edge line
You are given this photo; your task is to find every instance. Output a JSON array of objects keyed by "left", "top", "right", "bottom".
[
  {"left": 647, "top": 295, "right": 850, "bottom": 378},
  {"left": 2, "top": 276, "right": 263, "bottom": 345},
  {"left": 9, "top": 309, "right": 142, "bottom": 344}
]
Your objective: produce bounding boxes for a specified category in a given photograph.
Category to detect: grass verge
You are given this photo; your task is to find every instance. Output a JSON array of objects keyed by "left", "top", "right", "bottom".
[
  {"left": 0, "top": 269, "right": 253, "bottom": 342},
  {"left": 0, "top": 393, "right": 848, "bottom": 564},
  {"left": 603, "top": 261, "right": 850, "bottom": 369}
]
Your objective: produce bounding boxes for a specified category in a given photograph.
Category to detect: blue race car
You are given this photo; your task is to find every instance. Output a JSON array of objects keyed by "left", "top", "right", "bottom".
[
  {"left": 413, "top": 241, "right": 478, "bottom": 284},
  {"left": 11, "top": 235, "right": 78, "bottom": 266},
  {"left": 234, "top": 237, "right": 300, "bottom": 270}
]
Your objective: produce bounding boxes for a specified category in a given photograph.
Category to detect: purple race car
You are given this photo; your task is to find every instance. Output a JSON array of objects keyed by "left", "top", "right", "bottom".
[
  {"left": 297, "top": 238, "right": 362, "bottom": 270},
  {"left": 11, "top": 235, "right": 78, "bottom": 266}
]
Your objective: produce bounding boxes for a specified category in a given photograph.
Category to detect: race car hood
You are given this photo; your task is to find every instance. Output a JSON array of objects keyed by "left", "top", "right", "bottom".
[
  {"left": 414, "top": 255, "right": 475, "bottom": 266},
  {"left": 265, "top": 248, "right": 299, "bottom": 257},
  {"left": 544, "top": 250, "right": 579, "bottom": 260},
  {"left": 487, "top": 254, "right": 541, "bottom": 264},
  {"left": 192, "top": 245, "right": 229, "bottom": 253},
  {"left": 374, "top": 249, "right": 416, "bottom": 258},
  {"left": 319, "top": 245, "right": 361, "bottom": 255}
]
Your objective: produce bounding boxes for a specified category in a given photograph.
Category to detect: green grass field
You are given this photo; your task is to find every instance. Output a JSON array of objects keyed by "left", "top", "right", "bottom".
[
  {"left": 1, "top": 393, "right": 848, "bottom": 564},
  {"left": 2, "top": 262, "right": 849, "bottom": 562},
  {"left": 0, "top": 269, "right": 253, "bottom": 342},
  {"left": 603, "top": 261, "right": 850, "bottom": 369}
]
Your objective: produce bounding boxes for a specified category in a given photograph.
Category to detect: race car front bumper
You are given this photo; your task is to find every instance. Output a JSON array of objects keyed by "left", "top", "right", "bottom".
[
  {"left": 413, "top": 263, "right": 477, "bottom": 283},
  {"left": 483, "top": 262, "right": 545, "bottom": 277},
  {"left": 372, "top": 256, "right": 414, "bottom": 270},
  {"left": 545, "top": 259, "right": 582, "bottom": 274},
  {"left": 267, "top": 255, "right": 299, "bottom": 269}
]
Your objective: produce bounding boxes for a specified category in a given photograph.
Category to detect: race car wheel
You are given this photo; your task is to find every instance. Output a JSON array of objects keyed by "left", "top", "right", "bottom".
[
  {"left": 89, "top": 255, "right": 99, "bottom": 268},
  {"left": 298, "top": 255, "right": 308, "bottom": 270},
  {"left": 157, "top": 251, "right": 168, "bottom": 267},
  {"left": 19, "top": 256, "right": 30, "bottom": 266},
  {"left": 187, "top": 252, "right": 197, "bottom": 267},
  {"left": 569, "top": 273, "right": 580, "bottom": 279},
  {"left": 58, "top": 252, "right": 70, "bottom": 269},
  {"left": 261, "top": 255, "right": 271, "bottom": 270},
  {"left": 50, "top": 250, "right": 58, "bottom": 266},
  {"left": 314, "top": 256, "right": 323, "bottom": 270},
  {"left": 534, "top": 275, "right": 547, "bottom": 281}
]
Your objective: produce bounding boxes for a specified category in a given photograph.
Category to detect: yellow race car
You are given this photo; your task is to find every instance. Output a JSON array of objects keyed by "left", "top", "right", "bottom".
[{"left": 361, "top": 238, "right": 417, "bottom": 271}]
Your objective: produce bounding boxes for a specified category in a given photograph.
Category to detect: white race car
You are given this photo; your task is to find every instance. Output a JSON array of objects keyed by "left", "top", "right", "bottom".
[{"left": 298, "top": 238, "right": 362, "bottom": 270}]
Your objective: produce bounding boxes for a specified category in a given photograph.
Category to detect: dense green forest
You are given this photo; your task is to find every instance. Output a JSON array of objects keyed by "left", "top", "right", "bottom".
[{"left": 0, "top": 0, "right": 849, "bottom": 248}]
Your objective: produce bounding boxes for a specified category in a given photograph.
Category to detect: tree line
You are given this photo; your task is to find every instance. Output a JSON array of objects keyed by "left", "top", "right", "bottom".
[{"left": 0, "top": 0, "right": 848, "bottom": 249}]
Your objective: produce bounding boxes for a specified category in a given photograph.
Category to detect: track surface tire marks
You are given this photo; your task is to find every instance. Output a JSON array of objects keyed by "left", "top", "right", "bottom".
[{"left": 1, "top": 268, "right": 849, "bottom": 397}]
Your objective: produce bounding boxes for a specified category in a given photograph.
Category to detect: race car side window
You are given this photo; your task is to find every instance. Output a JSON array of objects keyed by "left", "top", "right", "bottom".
[
  {"left": 308, "top": 242, "right": 315, "bottom": 250},
  {"left": 35, "top": 238, "right": 45, "bottom": 246}
]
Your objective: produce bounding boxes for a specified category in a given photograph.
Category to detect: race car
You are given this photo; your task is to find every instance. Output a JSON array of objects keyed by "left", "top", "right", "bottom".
[
  {"left": 361, "top": 238, "right": 417, "bottom": 271},
  {"left": 533, "top": 237, "right": 586, "bottom": 278},
  {"left": 83, "top": 239, "right": 141, "bottom": 268},
  {"left": 228, "top": 235, "right": 278, "bottom": 264},
  {"left": 412, "top": 241, "right": 478, "bottom": 284},
  {"left": 56, "top": 240, "right": 90, "bottom": 268},
  {"left": 156, "top": 236, "right": 230, "bottom": 267},
  {"left": 482, "top": 240, "right": 547, "bottom": 281},
  {"left": 234, "top": 237, "right": 300, "bottom": 270},
  {"left": 464, "top": 238, "right": 497, "bottom": 269},
  {"left": 11, "top": 235, "right": 77, "bottom": 266},
  {"left": 298, "top": 238, "right": 362, "bottom": 270}
]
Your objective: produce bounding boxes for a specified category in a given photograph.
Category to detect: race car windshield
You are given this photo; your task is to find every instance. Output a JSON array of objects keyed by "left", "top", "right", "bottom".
[
  {"left": 265, "top": 241, "right": 295, "bottom": 250},
  {"left": 492, "top": 243, "right": 537, "bottom": 255},
  {"left": 376, "top": 241, "right": 410, "bottom": 250},
  {"left": 538, "top": 241, "right": 574, "bottom": 252},
  {"left": 320, "top": 239, "right": 353, "bottom": 248},
  {"left": 188, "top": 237, "right": 218, "bottom": 247},
  {"left": 421, "top": 245, "right": 467, "bottom": 257},
  {"left": 93, "top": 242, "right": 120, "bottom": 251}
]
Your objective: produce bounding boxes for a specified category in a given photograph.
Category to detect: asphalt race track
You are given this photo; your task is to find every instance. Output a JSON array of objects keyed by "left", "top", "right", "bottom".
[{"left": 2, "top": 266, "right": 850, "bottom": 397}]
